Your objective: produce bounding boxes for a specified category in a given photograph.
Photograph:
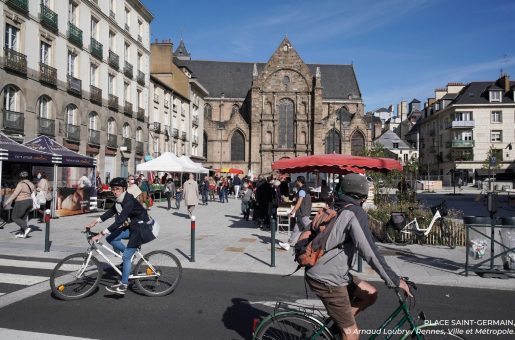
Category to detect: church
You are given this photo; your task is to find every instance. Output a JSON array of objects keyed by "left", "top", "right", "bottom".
[{"left": 174, "top": 37, "right": 374, "bottom": 175}]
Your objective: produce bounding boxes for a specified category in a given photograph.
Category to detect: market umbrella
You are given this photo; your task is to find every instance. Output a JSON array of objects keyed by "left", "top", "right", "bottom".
[
  {"left": 228, "top": 168, "right": 244, "bottom": 174},
  {"left": 271, "top": 154, "right": 403, "bottom": 174}
]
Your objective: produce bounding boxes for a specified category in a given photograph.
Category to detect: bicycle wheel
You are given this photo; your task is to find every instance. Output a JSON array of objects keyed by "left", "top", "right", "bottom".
[
  {"left": 439, "top": 219, "right": 455, "bottom": 249},
  {"left": 254, "top": 313, "right": 334, "bottom": 340},
  {"left": 384, "top": 223, "right": 413, "bottom": 246},
  {"left": 134, "top": 250, "right": 182, "bottom": 297},
  {"left": 49, "top": 253, "right": 101, "bottom": 301}
]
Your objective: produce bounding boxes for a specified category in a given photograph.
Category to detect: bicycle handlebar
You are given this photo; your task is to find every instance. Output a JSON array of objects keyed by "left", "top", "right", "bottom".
[
  {"left": 82, "top": 229, "right": 99, "bottom": 243},
  {"left": 395, "top": 277, "right": 417, "bottom": 302}
]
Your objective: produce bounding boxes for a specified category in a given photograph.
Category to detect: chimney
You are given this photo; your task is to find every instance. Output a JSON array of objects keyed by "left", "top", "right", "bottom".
[{"left": 501, "top": 74, "right": 510, "bottom": 93}]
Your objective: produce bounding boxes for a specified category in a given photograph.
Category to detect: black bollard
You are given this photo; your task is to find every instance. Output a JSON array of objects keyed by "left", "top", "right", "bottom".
[
  {"left": 270, "top": 218, "right": 276, "bottom": 267},
  {"left": 190, "top": 215, "right": 196, "bottom": 262},
  {"left": 44, "top": 209, "right": 52, "bottom": 252}
]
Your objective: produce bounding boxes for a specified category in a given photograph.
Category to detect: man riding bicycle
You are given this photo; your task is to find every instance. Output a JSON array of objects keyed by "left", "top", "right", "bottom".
[
  {"left": 305, "top": 173, "right": 411, "bottom": 339},
  {"left": 85, "top": 177, "right": 155, "bottom": 295}
]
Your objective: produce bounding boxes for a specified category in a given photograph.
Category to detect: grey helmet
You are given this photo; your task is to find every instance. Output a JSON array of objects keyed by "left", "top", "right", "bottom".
[
  {"left": 19, "top": 171, "right": 29, "bottom": 179},
  {"left": 341, "top": 173, "right": 369, "bottom": 198}
]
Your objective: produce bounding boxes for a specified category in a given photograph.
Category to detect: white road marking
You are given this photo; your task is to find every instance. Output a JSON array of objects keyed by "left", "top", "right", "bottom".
[
  {"left": 0, "top": 258, "right": 79, "bottom": 271},
  {"left": 0, "top": 273, "right": 49, "bottom": 285},
  {"left": 0, "top": 328, "right": 99, "bottom": 339}
]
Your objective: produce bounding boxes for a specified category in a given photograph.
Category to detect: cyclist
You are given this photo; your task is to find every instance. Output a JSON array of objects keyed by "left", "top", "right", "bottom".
[
  {"left": 85, "top": 177, "right": 155, "bottom": 295},
  {"left": 305, "top": 173, "right": 412, "bottom": 339}
]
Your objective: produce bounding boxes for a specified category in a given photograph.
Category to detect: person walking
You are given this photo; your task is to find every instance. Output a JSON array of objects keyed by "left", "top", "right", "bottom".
[
  {"left": 183, "top": 173, "right": 199, "bottom": 217},
  {"left": 35, "top": 171, "right": 52, "bottom": 222},
  {"left": 164, "top": 178, "right": 176, "bottom": 210},
  {"left": 240, "top": 183, "right": 253, "bottom": 221},
  {"left": 233, "top": 174, "right": 242, "bottom": 198},
  {"left": 200, "top": 175, "right": 209, "bottom": 205},
  {"left": 3, "top": 171, "right": 35, "bottom": 238},
  {"left": 278, "top": 176, "right": 312, "bottom": 250},
  {"left": 127, "top": 175, "right": 142, "bottom": 202},
  {"left": 138, "top": 175, "right": 151, "bottom": 209},
  {"left": 208, "top": 177, "right": 216, "bottom": 201}
]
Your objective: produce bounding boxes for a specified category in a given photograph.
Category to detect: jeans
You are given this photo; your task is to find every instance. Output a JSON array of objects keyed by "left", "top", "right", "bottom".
[
  {"left": 201, "top": 190, "right": 208, "bottom": 204},
  {"left": 176, "top": 192, "right": 182, "bottom": 209},
  {"left": 108, "top": 229, "right": 130, "bottom": 253},
  {"left": 121, "top": 247, "right": 137, "bottom": 284},
  {"left": 288, "top": 215, "right": 311, "bottom": 246},
  {"left": 106, "top": 228, "right": 134, "bottom": 284}
]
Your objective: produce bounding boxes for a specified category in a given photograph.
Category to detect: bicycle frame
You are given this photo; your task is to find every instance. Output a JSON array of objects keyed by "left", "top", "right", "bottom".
[{"left": 402, "top": 209, "right": 441, "bottom": 237}]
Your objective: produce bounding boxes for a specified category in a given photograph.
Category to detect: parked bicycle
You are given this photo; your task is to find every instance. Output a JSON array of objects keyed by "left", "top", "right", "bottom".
[
  {"left": 384, "top": 201, "right": 455, "bottom": 248},
  {"left": 49, "top": 230, "right": 182, "bottom": 300},
  {"left": 252, "top": 278, "right": 465, "bottom": 339}
]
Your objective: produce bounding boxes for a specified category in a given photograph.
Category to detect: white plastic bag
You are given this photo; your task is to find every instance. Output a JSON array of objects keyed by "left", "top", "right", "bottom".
[{"left": 151, "top": 219, "right": 160, "bottom": 238}]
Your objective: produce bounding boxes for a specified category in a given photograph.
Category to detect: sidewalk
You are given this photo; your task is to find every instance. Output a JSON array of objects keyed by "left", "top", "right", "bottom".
[{"left": 0, "top": 196, "right": 512, "bottom": 290}]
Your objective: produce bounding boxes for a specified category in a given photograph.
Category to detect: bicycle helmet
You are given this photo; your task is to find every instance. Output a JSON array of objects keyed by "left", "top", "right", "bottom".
[
  {"left": 109, "top": 177, "right": 128, "bottom": 188},
  {"left": 19, "top": 171, "right": 29, "bottom": 179},
  {"left": 341, "top": 173, "right": 369, "bottom": 198}
]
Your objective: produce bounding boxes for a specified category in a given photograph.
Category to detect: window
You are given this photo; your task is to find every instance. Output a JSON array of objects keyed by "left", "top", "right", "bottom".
[
  {"left": 40, "top": 41, "right": 51, "bottom": 64},
  {"left": 153, "top": 137, "right": 159, "bottom": 153},
  {"left": 137, "top": 89, "right": 142, "bottom": 108},
  {"left": 137, "top": 52, "right": 142, "bottom": 70},
  {"left": 109, "top": 0, "right": 116, "bottom": 15},
  {"left": 350, "top": 130, "right": 365, "bottom": 156},
  {"left": 138, "top": 20, "right": 143, "bottom": 37},
  {"left": 91, "top": 17, "right": 99, "bottom": 39},
  {"left": 491, "top": 130, "right": 502, "bottom": 142},
  {"left": 124, "top": 82, "right": 130, "bottom": 101},
  {"left": 404, "top": 154, "right": 408, "bottom": 163},
  {"left": 491, "top": 111, "right": 502, "bottom": 123},
  {"left": 107, "top": 118, "right": 116, "bottom": 134},
  {"left": 4, "top": 86, "right": 17, "bottom": 111},
  {"left": 230, "top": 131, "right": 245, "bottom": 161},
  {"left": 231, "top": 105, "right": 239, "bottom": 117},
  {"left": 5, "top": 24, "right": 19, "bottom": 50},
  {"left": 38, "top": 97, "right": 49, "bottom": 118},
  {"left": 89, "top": 112, "right": 98, "bottom": 130},
  {"left": 122, "top": 123, "right": 130, "bottom": 138},
  {"left": 66, "top": 105, "right": 77, "bottom": 125},
  {"left": 68, "top": 1, "right": 78, "bottom": 24},
  {"left": 489, "top": 90, "right": 502, "bottom": 103},
  {"left": 124, "top": 42, "right": 130, "bottom": 61},
  {"left": 204, "top": 104, "right": 212, "bottom": 118},
  {"left": 325, "top": 130, "right": 341, "bottom": 154},
  {"left": 393, "top": 142, "right": 399, "bottom": 149},
  {"left": 136, "top": 127, "right": 142, "bottom": 142},
  {"left": 109, "top": 31, "right": 116, "bottom": 51},
  {"left": 90, "top": 63, "right": 98, "bottom": 86},
  {"left": 108, "top": 74, "right": 115, "bottom": 94},
  {"left": 455, "top": 111, "right": 471, "bottom": 121},
  {"left": 67, "top": 51, "right": 77, "bottom": 76},
  {"left": 278, "top": 99, "right": 294, "bottom": 148},
  {"left": 124, "top": 8, "right": 130, "bottom": 29}
]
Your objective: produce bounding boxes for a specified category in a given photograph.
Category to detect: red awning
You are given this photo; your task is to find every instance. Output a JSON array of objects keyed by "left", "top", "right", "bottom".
[{"left": 271, "top": 154, "right": 403, "bottom": 174}]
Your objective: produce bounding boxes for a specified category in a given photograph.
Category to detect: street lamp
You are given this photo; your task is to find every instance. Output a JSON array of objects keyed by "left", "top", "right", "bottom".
[{"left": 219, "top": 92, "right": 224, "bottom": 170}]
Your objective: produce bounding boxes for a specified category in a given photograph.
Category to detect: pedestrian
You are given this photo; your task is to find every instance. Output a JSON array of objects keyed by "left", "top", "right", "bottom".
[
  {"left": 183, "top": 173, "right": 199, "bottom": 217},
  {"left": 164, "top": 178, "right": 176, "bottom": 210},
  {"left": 319, "top": 179, "right": 330, "bottom": 202},
  {"left": 127, "top": 175, "right": 142, "bottom": 202},
  {"left": 175, "top": 185, "right": 183, "bottom": 209},
  {"left": 240, "top": 183, "right": 253, "bottom": 220},
  {"left": 200, "top": 175, "right": 209, "bottom": 205},
  {"left": 279, "top": 176, "right": 312, "bottom": 250},
  {"left": 208, "top": 177, "right": 216, "bottom": 201},
  {"left": 35, "top": 171, "right": 52, "bottom": 222},
  {"left": 233, "top": 174, "right": 242, "bottom": 198},
  {"left": 255, "top": 176, "right": 274, "bottom": 229},
  {"left": 161, "top": 173, "right": 168, "bottom": 185},
  {"left": 279, "top": 177, "right": 290, "bottom": 202},
  {"left": 3, "top": 171, "right": 35, "bottom": 238},
  {"left": 138, "top": 174, "right": 151, "bottom": 209}
]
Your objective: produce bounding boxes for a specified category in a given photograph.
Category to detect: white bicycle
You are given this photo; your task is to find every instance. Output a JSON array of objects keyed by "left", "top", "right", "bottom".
[
  {"left": 384, "top": 201, "right": 455, "bottom": 248},
  {"left": 50, "top": 230, "right": 182, "bottom": 300}
]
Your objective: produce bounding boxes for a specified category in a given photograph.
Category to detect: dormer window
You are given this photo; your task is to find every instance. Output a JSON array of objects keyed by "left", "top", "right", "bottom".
[{"left": 489, "top": 90, "right": 502, "bottom": 102}]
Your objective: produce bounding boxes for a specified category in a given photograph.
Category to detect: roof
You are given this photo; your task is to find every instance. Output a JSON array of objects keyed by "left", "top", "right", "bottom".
[
  {"left": 374, "top": 130, "right": 412, "bottom": 149},
  {"left": 174, "top": 59, "right": 361, "bottom": 100},
  {"left": 174, "top": 40, "right": 191, "bottom": 60},
  {"left": 452, "top": 81, "right": 515, "bottom": 105},
  {"left": 410, "top": 98, "right": 421, "bottom": 103},
  {"left": 374, "top": 107, "right": 389, "bottom": 112},
  {"left": 441, "top": 93, "right": 458, "bottom": 100}
]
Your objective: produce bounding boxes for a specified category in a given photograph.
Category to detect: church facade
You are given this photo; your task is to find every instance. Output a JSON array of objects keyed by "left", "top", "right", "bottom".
[{"left": 174, "top": 38, "right": 373, "bottom": 175}]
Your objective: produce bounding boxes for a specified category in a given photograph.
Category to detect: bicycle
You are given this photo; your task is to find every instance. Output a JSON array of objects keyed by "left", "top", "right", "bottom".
[
  {"left": 384, "top": 201, "right": 455, "bottom": 248},
  {"left": 49, "top": 230, "right": 182, "bottom": 300},
  {"left": 252, "top": 278, "right": 465, "bottom": 339}
]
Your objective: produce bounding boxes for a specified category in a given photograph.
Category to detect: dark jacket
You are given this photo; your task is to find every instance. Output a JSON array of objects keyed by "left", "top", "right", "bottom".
[{"left": 100, "top": 192, "right": 155, "bottom": 248}]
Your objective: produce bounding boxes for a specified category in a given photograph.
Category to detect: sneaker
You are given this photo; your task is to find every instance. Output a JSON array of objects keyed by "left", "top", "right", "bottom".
[
  {"left": 15, "top": 232, "right": 24, "bottom": 238},
  {"left": 105, "top": 282, "right": 128, "bottom": 295},
  {"left": 278, "top": 241, "right": 290, "bottom": 251},
  {"left": 23, "top": 227, "right": 32, "bottom": 238}
]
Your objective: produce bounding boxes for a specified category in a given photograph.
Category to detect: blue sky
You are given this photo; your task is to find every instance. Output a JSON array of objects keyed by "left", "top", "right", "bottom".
[{"left": 144, "top": 0, "right": 515, "bottom": 113}]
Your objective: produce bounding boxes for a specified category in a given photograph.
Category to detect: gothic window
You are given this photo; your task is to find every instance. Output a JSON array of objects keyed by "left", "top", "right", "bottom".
[
  {"left": 203, "top": 131, "right": 208, "bottom": 160},
  {"left": 325, "top": 129, "right": 341, "bottom": 154},
  {"left": 231, "top": 130, "right": 245, "bottom": 161},
  {"left": 278, "top": 98, "right": 294, "bottom": 148},
  {"left": 204, "top": 104, "right": 212, "bottom": 119},
  {"left": 351, "top": 130, "right": 365, "bottom": 155}
]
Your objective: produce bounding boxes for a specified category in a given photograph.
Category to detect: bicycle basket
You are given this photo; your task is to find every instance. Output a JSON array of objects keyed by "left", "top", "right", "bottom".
[
  {"left": 389, "top": 212, "right": 406, "bottom": 230},
  {"left": 430, "top": 202, "right": 448, "bottom": 216}
]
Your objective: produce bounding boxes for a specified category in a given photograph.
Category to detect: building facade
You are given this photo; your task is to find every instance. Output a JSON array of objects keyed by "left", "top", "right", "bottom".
[
  {"left": 175, "top": 37, "right": 372, "bottom": 175},
  {"left": 0, "top": 0, "right": 152, "bottom": 181},
  {"left": 417, "top": 75, "right": 515, "bottom": 183}
]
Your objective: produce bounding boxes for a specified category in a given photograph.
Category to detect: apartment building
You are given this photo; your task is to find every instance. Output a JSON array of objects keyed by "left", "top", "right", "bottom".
[
  {"left": 417, "top": 75, "right": 515, "bottom": 183},
  {"left": 0, "top": 0, "right": 152, "bottom": 180}
]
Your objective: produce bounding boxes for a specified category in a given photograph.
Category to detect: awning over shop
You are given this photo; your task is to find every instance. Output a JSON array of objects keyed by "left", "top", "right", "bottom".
[
  {"left": 136, "top": 152, "right": 195, "bottom": 172},
  {"left": 0, "top": 132, "right": 53, "bottom": 164},
  {"left": 23, "top": 135, "right": 96, "bottom": 167}
]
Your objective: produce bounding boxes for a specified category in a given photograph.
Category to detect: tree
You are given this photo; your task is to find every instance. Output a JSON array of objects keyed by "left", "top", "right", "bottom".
[{"left": 481, "top": 146, "right": 502, "bottom": 191}]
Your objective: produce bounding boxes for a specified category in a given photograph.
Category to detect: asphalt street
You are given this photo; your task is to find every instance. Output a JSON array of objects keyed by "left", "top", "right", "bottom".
[{"left": 0, "top": 258, "right": 514, "bottom": 340}]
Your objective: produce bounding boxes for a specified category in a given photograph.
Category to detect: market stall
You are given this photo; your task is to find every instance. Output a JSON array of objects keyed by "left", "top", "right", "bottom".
[{"left": 23, "top": 136, "right": 96, "bottom": 217}]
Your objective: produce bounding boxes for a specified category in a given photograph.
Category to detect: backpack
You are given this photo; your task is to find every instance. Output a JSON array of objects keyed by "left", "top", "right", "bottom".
[{"left": 293, "top": 204, "right": 352, "bottom": 269}]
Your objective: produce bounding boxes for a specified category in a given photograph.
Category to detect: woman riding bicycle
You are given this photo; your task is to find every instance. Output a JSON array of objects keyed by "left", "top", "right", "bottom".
[{"left": 85, "top": 177, "right": 155, "bottom": 295}]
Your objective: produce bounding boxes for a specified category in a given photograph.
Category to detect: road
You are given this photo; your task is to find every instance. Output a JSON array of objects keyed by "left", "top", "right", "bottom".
[{"left": 0, "top": 255, "right": 514, "bottom": 339}]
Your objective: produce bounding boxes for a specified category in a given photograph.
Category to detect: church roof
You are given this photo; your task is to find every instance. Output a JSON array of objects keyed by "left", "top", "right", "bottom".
[
  {"left": 174, "top": 40, "right": 191, "bottom": 60},
  {"left": 174, "top": 59, "right": 361, "bottom": 100}
]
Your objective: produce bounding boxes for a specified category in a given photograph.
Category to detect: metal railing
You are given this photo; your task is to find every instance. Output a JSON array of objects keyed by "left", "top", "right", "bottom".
[
  {"left": 137, "top": 108, "right": 145, "bottom": 122},
  {"left": 172, "top": 128, "right": 178, "bottom": 138},
  {"left": 124, "top": 101, "right": 133, "bottom": 117},
  {"left": 153, "top": 94, "right": 159, "bottom": 103},
  {"left": 66, "top": 124, "right": 80, "bottom": 141},
  {"left": 108, "top": 50, "right": 119, "bottom": 69},
  {"left": 2, "top": 109, "right": 24, "bottom": 132},
  {"left": 68, "top": 22, "right": 83, "bottom": 47},
  {"left": 107, "top": 133, "right": 117, "bottom": 148},
  {"left": 124, "top": 23, "right": 129, "bottom": 32},
  {"left": 192, "top": 115, "right": 199, "bottom": 126},
  {"left": 447, "top": 140, "right": 475, "bottom": 148},
  {"left": 90, "top": 37, "right": 103, "bottom": 60},
  {"left": 164, "top": 99, "right": 169, "bottom": 108},
  {"left": 39, "top": 63, "right": 57, "bottom": 86},
  {"left": 67, "top": 75, "right": 82, "bottom": 96},
  {"left": 152, "top": 122, "right": 161, "bottom": 133},
  {"left": 90, "top": 85, "right": 102, "bottom": 105},
  {"left": 88, "top": 129, "right": 100, "bottom": 146},
  {"left": 450, "top": 120, "right": 475, "bottom": 129},
  {"left": 108, "top": 94, "right": 119, "bottom": 111},
  {"left": 124, "top": 61, "right": 133, "bottom": 78},
  {"left": 181, "top": 131, "right": 187, "bottom": 140},
  {"left": 136, "top": 141, "right": 144, "bottom": 154},
  {"left": 40, "top": 4, "right": 58, "bottom": 31},
  {"left": 123, "top": 138, "right": 132, "bottom": 152},
  {"left": 109, "top": 10, "right": 115, "bottom": 19},
  {"left": 137, "top": 70, "right": 145, "bottom": 85},
  {"left": 4, "top": 47, "right": 27, "bottom": 74},
  {"left": 138, "top": 35, "right": 142, "bottom": 43},
  {"left": 38, "top": 117, "right": 55, "bottom": 136},
  {"left": 6, "top": 0, "right": 28, "bottom": 14}
]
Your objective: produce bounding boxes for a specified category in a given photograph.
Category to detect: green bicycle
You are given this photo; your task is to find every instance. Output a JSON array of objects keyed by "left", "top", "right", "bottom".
[{"left": 252, "top": 279, "right": 465, "bottom": 339}]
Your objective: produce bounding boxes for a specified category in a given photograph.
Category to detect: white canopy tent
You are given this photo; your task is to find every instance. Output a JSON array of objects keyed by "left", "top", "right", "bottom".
[
  {"left": 179, "top": 155, "right": 209, "bottom": 174},
  {"left": 136, "top": 152, "right": 196, "bottom": 172}
]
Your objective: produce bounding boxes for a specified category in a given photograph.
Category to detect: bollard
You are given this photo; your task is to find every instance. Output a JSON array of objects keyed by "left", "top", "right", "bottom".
[
  {"left": 190, "top": 215, "right": 196, "bottom": 262},
  {"left": 44, "top": 209, "right": 52, "bottom": 252},
  {"left": 270, "top": 218, "right": 276, "bottom": 267}
]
